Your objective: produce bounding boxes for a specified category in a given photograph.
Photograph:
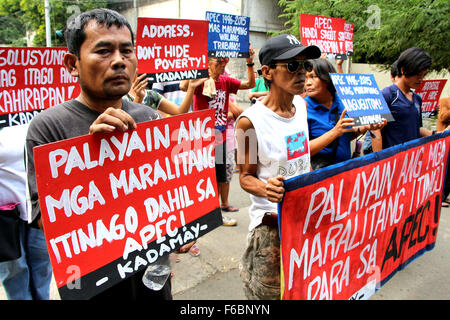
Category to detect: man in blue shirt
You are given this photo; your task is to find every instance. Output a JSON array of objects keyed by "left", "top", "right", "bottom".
[{"left": 371, "top": 47, "right": 433, "bottom": 151}]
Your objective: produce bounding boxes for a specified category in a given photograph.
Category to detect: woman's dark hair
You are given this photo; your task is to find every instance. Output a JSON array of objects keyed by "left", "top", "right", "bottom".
[
  {"left": 310, "top": 58, "right": 337, "bottom": 94},
  {"left": 64, "top": 8, "right": 134, "bottom": 59},
  {"left": 396, "top": 47, "right": 432, "bottom": 77}
]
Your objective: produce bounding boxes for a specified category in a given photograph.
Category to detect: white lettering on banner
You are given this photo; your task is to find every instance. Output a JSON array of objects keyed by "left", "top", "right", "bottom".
[
  {"left": 314, "top": 17, "right": 333, "bottom": 29},
  {"left": 214, "top": 51, "right": 240, "bottom": 58},
  {"left": 286, "top": 139, "right": 447, "bottom": 299},
  {"left": 220, "top": 25, "right": 248, "bottom": 35},
  {"left": 6, "top": 110, "right": 41, "bottom": 127},
  {"left": 302, "top": 27, "right": 318, "bottom": 39},
  {"left": 46, "top": 168, "right": 217, "bottom": 266},
  {"left": 218, "top": 33, "right": 239, "bottom": 42},
  {"left": 358, "top": 114, "right": 383, "bottom": 125},
  {"left": 47, "top": 117, "right": 213, "bottom": 179},
  {"left": 0, "top": 48, "right": 66, "bottom": 67},
  {"left": 24, "top": 67, "right": 53, "bottom": 85},
  {"left": 341, "top": 98, "right": 383, "bottom": 112},
  {"left": 154, "top": 57, "right": 203, "bottom": 70},
  {"left": 0, "top": 86, "right": 76, "bottom": 113},
  {"left": 212, "top": 41, "right": 241, "bottom": 51},
  {"left": 154, "top": 70, "right": 202, "bottom": 82},
  {"left": 141, "top": 24, "right": 191, "bottom": 39},
  {"left": 117, "top": 220, "right": 208, "bottom": 279},
  {"left": 422, "top": 81, "right": 440, "bottom": 91},
  {"left": 306, "top": 39, "right": 339, "bottom": 53},
  {"left": 0, "top": 69, "right": 16, "bottom": 87}
]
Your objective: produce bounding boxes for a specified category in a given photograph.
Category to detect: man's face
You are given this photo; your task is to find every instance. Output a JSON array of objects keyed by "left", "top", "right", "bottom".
[
  {"left": 404, "top": 69, "right": 429, "bottom": 90},
  {"left": 208, "top": 57, "right": 229, "bottom": 79},
  {"left": 270, "top": 55, "right": 308, "bottom": 95},
  {"left": 76, "top": 21, "right": 137, "bottom": 101}
]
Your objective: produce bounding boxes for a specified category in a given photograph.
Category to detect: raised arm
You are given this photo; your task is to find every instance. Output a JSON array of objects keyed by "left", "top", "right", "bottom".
[
  {"left": 309, "top": 109, "right": 355, "bottom": 156},
  {"left": 238, "top": 46, "right": 256, "bottom": 90},
  {"left": 157, "top": 78, "right": 207, "bottom": 115}
]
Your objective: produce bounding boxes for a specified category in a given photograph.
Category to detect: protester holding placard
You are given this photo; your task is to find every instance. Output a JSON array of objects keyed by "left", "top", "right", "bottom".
[
  {"left": 371, "top": 47, "right": 433, "bottom": 152},
  {"left": 235, "top": 34, "right": 321, "bottom": 299},
  {"left": 152, "top": 80, "right": 189, "bottom": 110},
  {"left": 126, "top": 73, "right": 206, "bottom": 116},
  {"left": 305, "top": 58, "right": 385, "bottom": 169},
  {"left": 180, "top": 48, "right": 255, "bottom": 226},
  {"left": 0, "top": 124, "right": 52, "bottom": 300},
  {"left": 25, "top": 8, "right": 194, "bottom": 300}
]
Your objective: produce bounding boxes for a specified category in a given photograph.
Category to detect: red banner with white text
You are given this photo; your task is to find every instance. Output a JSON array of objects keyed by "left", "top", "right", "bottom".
[
  {"left": 0, "top": 47, "right": 80, "bottom": 127},
  {"left": 33, "top": 109, "right": 222, "bottom": 299},
  {"left": 280, "top": 132, "right": 450, "bottom": 300}
]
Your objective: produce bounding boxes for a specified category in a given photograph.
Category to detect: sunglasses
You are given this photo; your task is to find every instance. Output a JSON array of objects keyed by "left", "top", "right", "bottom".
[
  {"left": 213, "top": 57, "right": 229, "bottom": 64},
  {"left": 271, "top": 60, "right": 313, "bottom": 73}
]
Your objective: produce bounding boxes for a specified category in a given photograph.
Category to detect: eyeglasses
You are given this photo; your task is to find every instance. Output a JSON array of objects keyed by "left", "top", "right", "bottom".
[{"left": 271, "top": 60, "right": 313, "bottom": 73}]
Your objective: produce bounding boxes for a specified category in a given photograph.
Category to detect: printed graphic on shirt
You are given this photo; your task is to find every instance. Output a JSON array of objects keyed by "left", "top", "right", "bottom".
[
  {"left": 278, "top": 157, "right": 309, "bottom": 178},
  {"left": 208, "top": 89, "right": 227, "bottom": 129},
  {"left": 285, "top": 131, "right": 308, "bottom": 160}
]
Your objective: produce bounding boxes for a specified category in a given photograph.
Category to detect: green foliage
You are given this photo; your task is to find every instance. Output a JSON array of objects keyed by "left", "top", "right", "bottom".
[
  {"left": 0, "top": 15, "right": 26, "bottom": 45},
  {"left": 0, "top": 0, "right": 107, "bottom": 47},
  {"left": 277, "top": 0, "right": 449, "bottom": 72}
]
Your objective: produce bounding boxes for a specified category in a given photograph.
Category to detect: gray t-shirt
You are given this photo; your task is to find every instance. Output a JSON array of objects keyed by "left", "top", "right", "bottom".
[{"left": 26, "top": 99, "right": 160, "bottom": 223}]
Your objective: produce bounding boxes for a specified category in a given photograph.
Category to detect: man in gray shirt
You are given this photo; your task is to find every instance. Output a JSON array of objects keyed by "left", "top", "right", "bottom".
[{"left": 26, "top": 8, "right": 170, "bottom": 300}]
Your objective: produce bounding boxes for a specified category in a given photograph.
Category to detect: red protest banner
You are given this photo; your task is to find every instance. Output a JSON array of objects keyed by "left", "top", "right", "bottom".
[
  {"left": 33, "top": 109, "right": 222, "bottom": 299},
  {"left": 300, "top": 13, "right": 346, "bottom": 56},
  {"left": 280, "top": 132, "right": 450, "bottom": 300},
  {"left": 0, "top": 47, "right": 80, "bottom": 128},
  {"left": 136, "top": 17, "right": 209, "bottom": 83},
  {"left": 414, "top": 79, "right": 447, "bottom": 117}
]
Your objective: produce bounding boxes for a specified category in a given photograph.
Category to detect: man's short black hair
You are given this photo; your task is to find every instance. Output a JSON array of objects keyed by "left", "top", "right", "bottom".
[
  {"left": 64, "top": 8, "right": 134, "bottom": 59},
  {"left": 310, "top": 58, "right": 337, "bottom": 94},
  {"left": 390, "top": 60, "right": 399, "bottom": 78},
  {"left": 396, "top": 47, "right": 432, "bottom": 77}
]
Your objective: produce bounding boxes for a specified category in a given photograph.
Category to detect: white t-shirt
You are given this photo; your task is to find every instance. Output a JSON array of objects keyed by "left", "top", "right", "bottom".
[
  {"left": 0, "top": 124, "right": 29, "bottom": 221},
  {"left": 238, "top": 95, "right": 311, "bottom": 231}
]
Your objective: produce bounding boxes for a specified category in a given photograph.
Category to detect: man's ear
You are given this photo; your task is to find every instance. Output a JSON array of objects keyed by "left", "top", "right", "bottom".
[
  {"left": 63, "top": 53, "right": 79, "bottom": 78},
  {"left": 261, "top": 65, "right": 272, "bottom": 81}
]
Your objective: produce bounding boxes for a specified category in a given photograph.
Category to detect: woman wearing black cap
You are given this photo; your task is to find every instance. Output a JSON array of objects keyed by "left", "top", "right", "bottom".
[{"left": 235, "top": 34, "right": 321, "bottom": 300}]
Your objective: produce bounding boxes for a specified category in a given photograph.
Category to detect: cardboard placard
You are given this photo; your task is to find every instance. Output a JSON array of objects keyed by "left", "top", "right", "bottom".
[
  {"left": 206, "top": 11, "right": 250, "bottom": 58},
  {"left": 136, "top": 18, "right": 209, "bottom": 83},
  {"left": 330, "top": 73, "right": 394, "bottom": 125},
  {"left": 344, "top": 23, "right": 354, "bottom": 56},
  {"left": 0, "top": 47, "right": 80, "bottom": 128},
  {"left": 34, "top": 109, "right": 222, "bottom": 299},
  {"left": 414, "top": 79, "right": 447, "bottom": 118},
  {"left": 300, "top": 13, "right": 346, "bottom": 57}
]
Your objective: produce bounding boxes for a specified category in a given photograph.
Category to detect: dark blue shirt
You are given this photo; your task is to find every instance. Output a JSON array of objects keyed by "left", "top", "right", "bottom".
[
  {"left": 305, "top": 93, "right": 352, "bottom": 163},
  {"left": 381, "top": 84, "right": 422, "bottom": 149}
]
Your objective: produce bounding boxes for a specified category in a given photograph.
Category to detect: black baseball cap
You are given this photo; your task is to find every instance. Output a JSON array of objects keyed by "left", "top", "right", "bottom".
[{"left": 259, "top": 34, "right": 321, "bottom": 66}]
